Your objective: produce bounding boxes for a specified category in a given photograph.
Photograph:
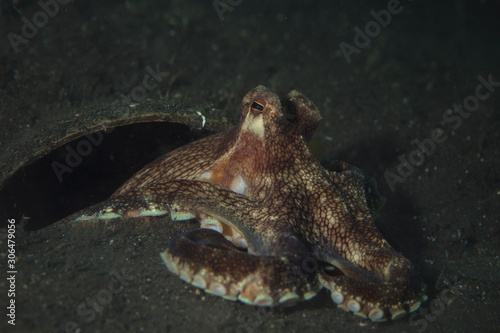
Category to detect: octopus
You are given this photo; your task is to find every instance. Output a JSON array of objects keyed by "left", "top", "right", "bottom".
[{"left": 71, "top": 85, "right": 425, "bottom": 322}]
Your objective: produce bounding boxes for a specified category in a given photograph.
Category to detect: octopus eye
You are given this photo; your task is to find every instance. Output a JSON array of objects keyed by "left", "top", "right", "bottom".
[{"left": 251, "top": 101, "right": 265, "bottom": 114}]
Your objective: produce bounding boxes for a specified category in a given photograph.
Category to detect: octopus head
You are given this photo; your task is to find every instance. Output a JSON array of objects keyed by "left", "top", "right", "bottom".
[{"left": 239, "top": 85, "right": 286, "bottom": 142}]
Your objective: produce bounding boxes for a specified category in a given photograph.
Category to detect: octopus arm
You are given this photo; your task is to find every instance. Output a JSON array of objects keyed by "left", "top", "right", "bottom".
[{"left": 162, "top": 228, "right": 321, "bottom": 306}]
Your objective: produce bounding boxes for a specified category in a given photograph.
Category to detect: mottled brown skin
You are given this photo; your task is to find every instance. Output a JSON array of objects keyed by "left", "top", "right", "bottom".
[{"left": 71, "top": 86, "right": 425, "bottom": 321}]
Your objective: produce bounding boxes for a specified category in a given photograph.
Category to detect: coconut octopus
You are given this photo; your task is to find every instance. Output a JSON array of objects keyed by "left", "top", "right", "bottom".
[{"left": 71, "top": 85, "right": 425, "bottom": 322}]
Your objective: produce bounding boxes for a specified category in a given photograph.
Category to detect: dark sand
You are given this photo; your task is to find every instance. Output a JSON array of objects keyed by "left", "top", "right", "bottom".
[{"left": 0, "top": 1, "right": 499, "bottom": 332}]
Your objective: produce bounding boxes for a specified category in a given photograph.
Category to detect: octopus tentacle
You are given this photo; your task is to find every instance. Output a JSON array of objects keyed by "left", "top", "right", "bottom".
[
  {"left": 318, "top": 257, "right": 424, "bottom": 321},
  {"left": 326, "top": 162, "right": 392, "bottom": 251},
  {"left": 72, "top": 180, "right": 256, "bottom": 220},
  {"left": 73, "top": 179, "right": 314, "bottom": 256},
  {"left": 315, "top": 237, "right": 423, "bottom": 321},
  {"left": 162, "top": 228, "right": 321, "bottom": 306},
  {"left": 298, "top": 162, "right": 425, "bottom": 321}
]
